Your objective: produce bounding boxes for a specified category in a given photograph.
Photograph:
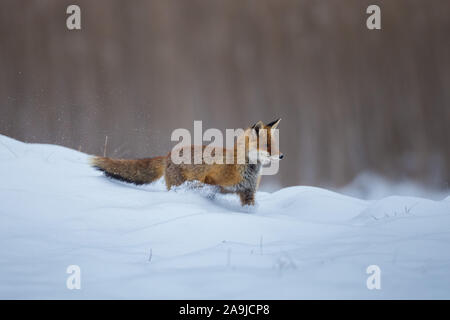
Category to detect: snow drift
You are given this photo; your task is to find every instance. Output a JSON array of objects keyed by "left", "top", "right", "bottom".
[{"left": 0, "top": 134, "right": 449, "bottom": 299}]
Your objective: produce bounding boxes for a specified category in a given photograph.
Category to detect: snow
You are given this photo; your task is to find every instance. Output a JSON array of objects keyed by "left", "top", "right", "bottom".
[
  {"left": 0, "top": 134, "right": 449, "bottom": 299},
  {"left": 338, "top": 171, "right": 449, "bottom": 201}
]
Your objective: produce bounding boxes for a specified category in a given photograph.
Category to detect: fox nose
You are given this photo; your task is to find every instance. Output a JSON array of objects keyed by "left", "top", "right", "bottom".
[{"left": 279, "top": 154, "right": 284, "bottom": 160}]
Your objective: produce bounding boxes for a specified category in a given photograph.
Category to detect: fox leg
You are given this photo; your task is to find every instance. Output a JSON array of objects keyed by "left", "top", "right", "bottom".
[
  {"left": 203, "top": 176, "right": 216, "bottom": 186},
  {"left": 239, "top": 190, "right": 255, "bottom": 206},
  {"left": 218, "top": 186, "right": 234, "bottom": 194},
  {"left": 164, "top": 164, "right": 185, "bottom": 190},
  {"left": 201, "top": 176, "right": 225, "bottom": 199}
]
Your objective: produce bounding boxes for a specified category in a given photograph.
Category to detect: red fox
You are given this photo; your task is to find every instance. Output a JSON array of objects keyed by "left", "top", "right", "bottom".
[{"left": 90, "top": 119, "right": 283, "bottom": 206}]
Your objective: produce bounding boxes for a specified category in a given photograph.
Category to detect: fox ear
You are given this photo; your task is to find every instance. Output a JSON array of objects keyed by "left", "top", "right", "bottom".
[
  {"left": 251, "top": 121, "right": 264, "bottom": 135},
  {"left": 267, "top": 118, "right": 281, "bottom": 129}
]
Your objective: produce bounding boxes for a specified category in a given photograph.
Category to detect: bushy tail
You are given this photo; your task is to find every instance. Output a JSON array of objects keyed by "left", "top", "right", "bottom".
[{"left": 90, "top": 156, "right": 166, "bottom": 185}]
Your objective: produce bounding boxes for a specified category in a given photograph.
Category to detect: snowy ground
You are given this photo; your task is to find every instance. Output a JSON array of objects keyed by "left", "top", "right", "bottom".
[{"left": 0, "top": 134, "right": 449, "bottom": 299}]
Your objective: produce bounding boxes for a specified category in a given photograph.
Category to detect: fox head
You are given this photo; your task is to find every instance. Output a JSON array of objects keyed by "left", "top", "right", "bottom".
[{"left": 241, "top": 118, "right": 283, "bottom": 165}]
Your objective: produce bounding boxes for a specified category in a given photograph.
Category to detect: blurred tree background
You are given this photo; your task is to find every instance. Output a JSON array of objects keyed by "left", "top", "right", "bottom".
[{"left": 0, "top": 0, "right": 449, "bottom": 190}]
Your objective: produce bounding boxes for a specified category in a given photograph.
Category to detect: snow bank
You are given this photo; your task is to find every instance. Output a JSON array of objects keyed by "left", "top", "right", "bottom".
[
  {"left": 0, "top": 134, "right": 449, "bottom": 299},
  {"left": 339, "top": 171, "right": 449, "bottom": 200}
]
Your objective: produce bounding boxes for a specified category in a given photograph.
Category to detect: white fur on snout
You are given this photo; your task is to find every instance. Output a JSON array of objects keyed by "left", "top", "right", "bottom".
[
  {"left": 258, "top": 151, "right": 271, "bottom": 165},
  {"left": 270, "top": 155, "right": 281, "bottom": 161}
]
